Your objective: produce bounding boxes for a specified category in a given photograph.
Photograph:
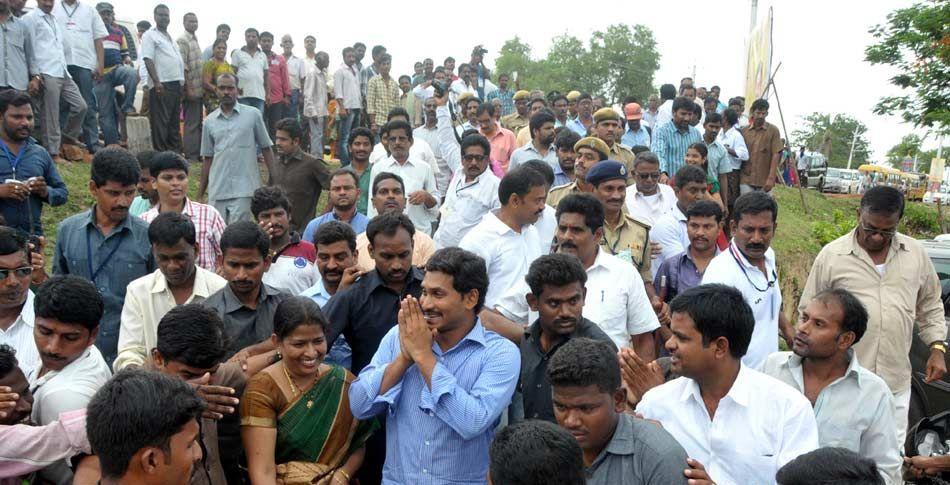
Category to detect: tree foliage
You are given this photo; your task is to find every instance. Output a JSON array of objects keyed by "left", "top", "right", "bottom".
[
  {"left": 791, "top": 113, "right": 872, "bottom": 169},
  {"left": 885, "top": 133, "right": 948, "bottom": 173},
  {"left": 492, "top": 24, "right": 660, "bottom": 104},
  {"left": 865, "top": 1, "right": 950, "bottom": 134}
]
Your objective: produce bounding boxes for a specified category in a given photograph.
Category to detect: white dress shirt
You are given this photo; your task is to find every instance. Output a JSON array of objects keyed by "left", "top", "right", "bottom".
[
  {"left": 22, "top": 9, "right": 70, "bottom": 78},
  {"left": 534, "top": 204, "right": 557, "bottom": 255},
  {"left": 649, "top": 205, "right": 689, "bottom": 278},
  {"left": 702, "top": 243, "right": 782, "bottom": 370},
  {"left": 459, "top": 211, "right": 542, "bottom": 309},
  {"left": 637, "top": 365, "right": 819, "bottom": 485},
  {"left": 303, "top": 67, "right": 328, "bottom": 118},
  {"left": 54, "top": 1, "right": 107, "bottom": 70},
  {"left": 29, "top": 345, "right": 112, "bottom": 426},
  {"left": 433, "top": 168, "right": 500, "bottom": 249},
  {"left": 114, "top": 266, "right": 227, "bottom": 371},
  {"left": 719, "top": 126, "right": 750, "bottom": 171},
  {"left": 285, "top": 54, "right": 305, "bottom": 91},
  {"left": 369, "top": 140, "right": 438, "bottom": 178},
  {"left": 333, "top": 62, "right": 361, "bottom": 109},
  {"left": 413, "top": 125, "right": 451, "bottom": 195},
  {"left": 0, "top": 291, "right": 39, "bottom": 377},
  {"left": 625, "top": 183, "right": 676, "bottom": 226},
  {"left": 654, "top": 99, "right": 673, "bottom": 129},
  {"left": 140, "top": 27, "right": 184, "bottom": 83},
  {"left": 762, "top": 351, "right": 900, "bottom": 484},
  {"left": 230, "top": 47, "right": 266, "bottom": 100},
  {"left": 367, "top": 155, "right": 441, "bottom": 235},
  {"left": 496, "top": 249, "right": 660, "bottom": 349}
]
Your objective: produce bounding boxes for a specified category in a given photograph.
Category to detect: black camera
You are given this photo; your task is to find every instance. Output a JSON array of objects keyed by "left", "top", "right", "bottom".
[{"left": 432, "top": 79, "right": 450, "bottom": 99}]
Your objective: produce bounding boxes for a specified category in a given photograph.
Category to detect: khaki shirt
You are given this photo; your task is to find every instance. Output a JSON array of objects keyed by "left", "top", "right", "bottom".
[
  {"left": 740, "top": 121, "right": 782, "bottom": 187},
  {"left": 607, "top": 142, "right": 636, "bottom": 186},
  {"left": 602, "top": 211, "right": 652, "bottom": 283},
  {"left": 501, "top": 112, "right": 528, "bottom": 133},
  {"left": 799, "top": 229, "right": 947, "bottom": 392},
  {"left": 547, "top": 181, "right": 589, "bottom": 208}
]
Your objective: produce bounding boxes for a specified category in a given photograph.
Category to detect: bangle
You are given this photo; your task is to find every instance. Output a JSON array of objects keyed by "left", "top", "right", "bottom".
[
  {"left": 335, "top": 469, "right": 350, "bottom": 483},
  {"left": 932, "top": 342, "right": 947, "bottom": 354}
]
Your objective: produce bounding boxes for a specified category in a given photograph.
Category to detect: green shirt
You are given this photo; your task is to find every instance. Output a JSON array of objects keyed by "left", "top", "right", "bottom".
[
  {"left": 129, "top": 196, "right": 152, "bottom": 217},
  {"left": 357, "top": 166, "right": 372, "bottom": 215}
]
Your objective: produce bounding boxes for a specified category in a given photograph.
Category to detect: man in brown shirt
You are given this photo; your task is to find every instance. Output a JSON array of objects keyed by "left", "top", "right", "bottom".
[
  {"left": 799, "top": 186, "right": 947, "bottom": 446},
  {"left": 269, "top": 118, "right": 330, "bottom": 231},
  {"left": 740, "top": 99, "right": 783, "bottom": 193}
]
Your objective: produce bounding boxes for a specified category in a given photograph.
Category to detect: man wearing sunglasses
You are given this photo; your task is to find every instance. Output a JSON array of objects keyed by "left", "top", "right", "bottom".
[
  {"left": 799, "top": 186, "right": 947, "bottom": 448},
  {"left": 625, "top": 151, "right": 677, "bottom": 226},
  {"left": 0, "top": 227, "right": 38, "bottom": 376}
]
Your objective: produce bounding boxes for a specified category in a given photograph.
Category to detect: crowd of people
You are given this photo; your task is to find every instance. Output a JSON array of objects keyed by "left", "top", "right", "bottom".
[{"left": 0, "top": 1, "right": 946, "bottom": 484}]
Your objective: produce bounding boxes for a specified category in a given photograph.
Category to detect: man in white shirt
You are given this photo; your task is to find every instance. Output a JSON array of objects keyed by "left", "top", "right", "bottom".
[
  {"left": 140, "top": 4, "right": 184, "bottom": 152},
  {"left": 652, "top": 84, "right": 677, "bottom": 129},
  {"left": 23, "top": 0, "right": 87, "bottom": 162},
  {"left": 230, "top": 27, "right": 267, "bottom": 113},
  {"left": 367, "top": 120, "right": 440, "bottom": 235},
  {"left": 509, "top": 110, "right": 559, "bottom": 172},
  {"left": 0, "top": 228, "right": 39, "bottom": 376},
  {"left": 412, "top": 98, "right": 451, "bottom": 194},
  {"left": 720, "top": 108, "right": 749, "bottom": 215},
  {"left": 368, "top": 109, "right": 438, "bottom": 173},
  {"left": 651, "top": 165, "right": 710, "bottom": 278},
  {"left": 333, "top": 46, "right": 361, "bottom": 166},
  {"left": 252, "top": 186, "right": 320, "bottom": 295},
  {"left": 460, "top": 166, "right": 547, "bottom": 310},
  {"left": 637, "top": 284, "right": 819, "bottom": 484},
  {"left": 303, "top": 50, "right": 329, "bottom": 157},
  {"left": 280, "top": 34, "right": 305, "bottom": 119},
  {"left": 625, "top": 151, "right": 676, "bottom": 225},
  {"left": 115, "top": 212, "right": 226, "bottom": 371},
  {"left": 30, "top": 275, "right": 111, "bottom": 482},
  {"left": 433, "top": 132, "right": 500, "bottom": 249},
  {"left": 762, "top": 289, "right": 900, "bottom": 484},
  {"left": 702, "top": 191, "right": 795, "bottom": 369},
  {"left": 411, "top": 67, "right": 447, "bottom": 102},
  {"left": 55, "top": 0, "right": 107, "bottom": 153}
]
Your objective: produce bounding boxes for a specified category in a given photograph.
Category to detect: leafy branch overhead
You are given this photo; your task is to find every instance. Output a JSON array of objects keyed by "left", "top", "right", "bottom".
[
  {"left": 493, "top": 24, "right": 661, "bottom": 104},
  {"left": 865, "top": 1, "right": 950, "bottom": 134}
]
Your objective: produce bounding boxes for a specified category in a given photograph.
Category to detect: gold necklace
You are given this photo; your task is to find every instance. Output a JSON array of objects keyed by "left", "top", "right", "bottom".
[{"left": 282, "top": 361, "right": 319, "bottom": 409}]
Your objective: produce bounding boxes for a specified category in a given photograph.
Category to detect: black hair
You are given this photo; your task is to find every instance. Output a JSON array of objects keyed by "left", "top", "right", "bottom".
[
  {"left": 245, "top": 28, "right": 259, "bottom": 36},
  {"left": 219, "top": 220, "right": 269, "bottom": 259},
  {"left": 556, "top": 193, "right": 605, "bottom": 234},
  {"left": 398, "top": 74, "right": 411, "bottom": 83},
  {"left": 148, "top": 151, "right": 188, "bottom": 178},
  {"left": 275, "top": 118, "right": 302, "bottom": 141},
  {"left": 259, "top": 31, "right": 273, "bottom": 40},
  {"left": 156, "top": 304, "right": 227, "bottom": 369},
  {"left": 704, "top": 112, "right": 722, "bottom": 125},
  {"left": 348, "top": 127, "right": 373, "bottom": 147},
  {"left": 34, "top": 275, "right": 103, "bottom": 331},
  {"left": 136, "top": 20, "right": 151, "bottom": 31},
  {"left": 313, "top": 220, "right": 357, "bottom": 252},
  {"left": 383, "top": 120, "right": 413, "bottom": 140},
  {"left": 329, "top": 168, "right": 360, "bottom": 187},
  {"left": 554, "top": 130, "right": 581, "bottom": 151},
  {"left": 812, "top": 289, "right": 869, "bottom": 344},
  {"left": 630, "top": 145, "right": 650, "bottom": 157},
  {"left": 723, "top": 108, "right": 739, "bottom": 126},
  {"left": 0, "top": 344, "right": 18, "bottom": 380},
  {"left": 0, "top": 90, "right": 32, "bottom": 116},
  {"left": 460, "top": 134, "right": 490, "bottom": 157},
  {"left": 443, "top": 56, "right": 455, "bottom": 64},
  {"left": 251, "top": 185, "right": 292, "bottom": 218},
  {"left": 775, "top": 447, "right": 884, "bottom": 485},
  {"left": 386, "top": 107, "right": 410, "bottom": 122},
  {"left": 633, "top": 151, "right": 660, "bottom": 168},
  {"left": 529, "top": 97, "right": 547, "bottom": 109},
  {"left": 91, "top": 147, "right": 140, "bottom": 187},
  {"left": 476, "top": 103, "right": 496, "bottom": 118},
  {"left": 0, "top": 226, "right": 29, "bottom": 262},
  {"left": 499, "top": 166, "right": 547, "bottom": 205},
  {"left": 372, "top": 171, "right": 405, "bottom": 196},
  {"left": 522, "top": 160, "right": 555, "bottom": 187},
  {"left": 680, "top": 85, "right": 696, "bottom": 95},
  {"left": 529, "top": 110, "right": 556, "bottom": 134},
  {"left": 547, "top": 337, "right": 621, "bottom": 393},
  {"left": 577, "top": 93, "right": 592, "bottom": 102},
  {"left": 371, "top": 45, "right": 386, "bottom": 57},
  {"left": 551, "top": 93, "right": 569, "bottom": 105},
  {"left": 669, "top": 284, "right": 753, "bottom": 359},
  {"left": 148, "top": 211, "right": 197, "bottom": 246},
  {"left": 489, "top": 420, "right": 586, "bottom": 485},
  {"left": 687, "top": 142, "right": 708, "bottom": 160},
  {"left": 424, "top": 247, "right": 489, "bottom": 314},
  {"left": 153, "top": 4, "right": 168, "bottom": 13},
  {"left": 732, "top": 191, "right": 778, "bottom": 224},
  {"left": 674, "top": 164, "right": 707, "bottom": 189},
  {"left": 686, "top": 199, "right": 723, "bottom": 223},
  {"left": 460, "top": 128, "right": 480, "bottom": 139},
  {"left": 353, "top": 42, "right": 366, "bottom": 49},
  {"left": 526, "top": 253, "right": 587, "bottom": 297},
  {"left": 342, "top": 46, "right": 354, "bottom": 56},
  {"left": 660, "top": 84, "right": 677, "bottom": 100},
  {"left": 671, "top": 96, "right": 694, "bottom": 113},
  {"left": 87, "top": 369, "right": 204, "bottom": 479},
  {"left": 366, "top": 212, "right": 415, "bottom": 246},
  {"left": 751, "top": 98, "right": 770, "bottom": 112},
  {"left": 860, "top": 185, "right": 904, "bottom": 218},
  {"left": 215, "top": 23, "right": 230, "bottom": 33},
  {"left": 273, "top": 296, "right": 328, "bottom": 339}
]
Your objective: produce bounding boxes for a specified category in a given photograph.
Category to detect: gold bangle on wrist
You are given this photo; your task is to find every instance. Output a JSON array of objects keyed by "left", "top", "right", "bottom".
[
  {"left": 931, "top": 342, "right": 947, "bottom": 354},
  {"left": 335, "top": 469, "right": 351, "bottom": 483}
]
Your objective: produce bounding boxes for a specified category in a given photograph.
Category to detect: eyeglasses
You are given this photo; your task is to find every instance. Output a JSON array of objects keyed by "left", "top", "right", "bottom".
[
  {"left": 636, "top": 172, "right": 661, "bottom": 180},
  {"left": 860, "top": 225, "right": 896, "bottom": 238},
  {"left": 462, "top": 154, "right": 486, "bottom": 162},
  {"left": 387, "top": 135, "right": 409, "bottom": 143},
  {"left": 0, "top": 267, "right": 32, "bottom": 280}
]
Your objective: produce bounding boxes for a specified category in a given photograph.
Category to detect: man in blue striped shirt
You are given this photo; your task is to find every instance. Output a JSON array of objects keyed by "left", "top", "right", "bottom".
[
  {"left": 651, "top": 97, "right": 702, "bottom": 180},
  {"left": 350, "top": 247, "right": 520, "bottom": 485}
]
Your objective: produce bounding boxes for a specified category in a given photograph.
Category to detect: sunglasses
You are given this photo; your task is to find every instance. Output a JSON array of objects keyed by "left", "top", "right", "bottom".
[
  {"left": 463, "top": 154, "right": 486, "bottom": 162},
  {"left": 636, "top": 172, "right": 661, "bottom": 180},
  {"left": 0, "top": 267, "right": 32, "bottom": 279}
]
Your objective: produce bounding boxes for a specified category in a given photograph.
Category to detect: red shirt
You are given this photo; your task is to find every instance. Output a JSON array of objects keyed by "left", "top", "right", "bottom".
[{"left": 266, "top": 52, "right": 291, "bottom": 105}]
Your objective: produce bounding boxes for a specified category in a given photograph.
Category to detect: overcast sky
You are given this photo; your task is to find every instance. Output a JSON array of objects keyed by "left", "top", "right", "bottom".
[{"left": 108, "top": 0, "right": 941, "bottom": 163}]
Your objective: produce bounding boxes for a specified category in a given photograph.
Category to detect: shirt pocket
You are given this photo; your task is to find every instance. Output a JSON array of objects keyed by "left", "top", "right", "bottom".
[
  {"left": 112, "top": 253, "right": 148, "bottom": 292},
  {"left": 6, "top": 29, "right": 24, "bottom": 50},
  {"left": 821, "top": 423, "right": 862, "bottom": 451}
]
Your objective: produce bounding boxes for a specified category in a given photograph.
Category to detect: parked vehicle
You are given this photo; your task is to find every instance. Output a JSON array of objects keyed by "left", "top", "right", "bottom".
[
  {"left": 820, "top": 168, "right": 859, "bottom": 194},
  {"left": 910, "top": 240, "right": 950, "bottom": 430},
  {"left": 802, "top": 152, "right": 828, "bottom": 191},
  {"left": 923, "top": 191, "right": 950, "bottom": 205}
]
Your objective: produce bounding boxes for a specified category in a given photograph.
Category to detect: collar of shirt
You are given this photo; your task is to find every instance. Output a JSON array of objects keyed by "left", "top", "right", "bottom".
[
  {"left": 522, "top": 141, "right": 555, "bottom": 155},
  {"left": 601, "top": 411, "right": 639, "bottom": 457},
  {"left": 222, "top": 283, "right": 281, "bottom": 314},
  {"left": 440, "top": 317, "right": 489, "bottom": 354},
  {"left": 8, "top": 290, "right": 35, "bottom": 332},
  {"left": 835, "top": 228, "right": 908, "bottom": 258},
  {"left": 84, "top": 206, "right": 134, "bottom": 234},
  {"left": 784, "top": 348, "right": 867, "bottom": 389},
  {"left": 673, "top": 205, "right": 687, "bottom": 222},
  {"left": 300, "top": 277, "right": 331, "bottom": 301},
  {"left": 339, "top": 62, "right": 356, "bottom": 75},
  {"left": 213, "top": 103, "right": 245, "bottom": 119},
  {"left": 481, "top": 126, "right": 507, "bottom": 141},
  {"left": 381, "top": 155, "right": 419, "bottom": 169},
  {"left": 149, "top": 266, "right": 219, "bottom": 299},
  {"left": 30, "top": 345, "right": 98, "bottom": 386},
  {"left": 728, "top": 240, "right": 776, "bottom": 272},
  {"left": 362, "top": 266, "right": 426, "bottom": 294},
  {"left": 681, "top": 363, "right": 754, "bottom": 408},
  {"left": 483, "top": 210, "right": 523, "bottom": 236},
  {"left": 455, "top": 166, "right": 494, "bottom": 188}
]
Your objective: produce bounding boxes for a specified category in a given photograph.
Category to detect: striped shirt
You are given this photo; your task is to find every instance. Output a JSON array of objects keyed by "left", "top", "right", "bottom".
[
  {"left": 651, "top": 122, "right": 702, "bottom": 175},
  {"left": 485, "top": 88, "right": 515, "bottom": 116},
  {"left": 141, "top": 198, "right": 225, "bottom": 272},
  {"left": 350, "top": 320, "right": 520, "bottom": 485},
  {"left": 366, "top": 75, "right": 401, "bottom": 126}
]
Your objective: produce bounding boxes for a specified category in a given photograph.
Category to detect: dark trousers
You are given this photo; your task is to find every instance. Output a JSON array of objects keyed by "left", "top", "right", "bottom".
[
  {"left": 181, "top": 97, "right": 203, "bottom": 160},
  {"left": 66, "top": 65, "right": 100, "bottom": 152},
  {"left": 148, "top": 81, "right": 182, "bottom": 152},
  {"left": 265, "top": 102, "right": 288, "bottom": 140}
]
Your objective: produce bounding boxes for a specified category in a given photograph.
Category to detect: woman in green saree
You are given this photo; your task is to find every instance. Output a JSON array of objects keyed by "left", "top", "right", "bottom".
[{"left": 241, "top": 296, "right": 376, "bottom": 485}]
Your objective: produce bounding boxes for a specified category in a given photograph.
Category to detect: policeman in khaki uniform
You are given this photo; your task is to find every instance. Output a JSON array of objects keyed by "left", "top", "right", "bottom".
[
  {"left": 546, "top": 136, "right": 609, "bottom": 208},
  {"left": 500, "top": 90, "right": 530, "bottom": 133},
  {"left": 566, "top": 90, "right": 581, "bottom": 120},
  {"left": 592, "top": 107, "right": 636, "bottom": 186},
  {"left": 585, "top": 160, "right": 653, "bottom": 288}
]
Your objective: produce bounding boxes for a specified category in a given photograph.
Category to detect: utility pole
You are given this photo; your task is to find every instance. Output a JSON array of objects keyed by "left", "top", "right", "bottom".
[
  {"left": 750, "top": 0, "right": 759, "bottom": 32},
  {"left": 846, "top": 125, "right": 863, "bottom": 170}
]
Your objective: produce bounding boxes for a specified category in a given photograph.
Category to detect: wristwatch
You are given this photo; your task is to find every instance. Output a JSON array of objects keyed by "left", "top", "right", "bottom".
[{"left": 931, "top": 341, "right": 947, "bottom": 354}]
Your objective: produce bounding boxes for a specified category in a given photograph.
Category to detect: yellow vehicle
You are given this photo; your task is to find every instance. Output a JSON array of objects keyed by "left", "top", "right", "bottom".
[
  {"left": 903, "top": 172, "right": 928, "bottom": 201},
  {"left": 858, "top": 164, "right": 903, "bottom": 189}
]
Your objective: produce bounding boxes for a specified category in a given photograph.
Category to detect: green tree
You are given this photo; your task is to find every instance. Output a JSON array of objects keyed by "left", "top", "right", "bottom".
[
  {"left": 494, "top": 37, "right": 536, "bottom": 89},
  {"left": 885, "top": 134, "right": 949, "bottom": 173},
  {"left": 792, "top": 113, "right": 872, "bottom": 168},
  {"left": 865, "top": 1, "right": 950, "bottom": 134}
]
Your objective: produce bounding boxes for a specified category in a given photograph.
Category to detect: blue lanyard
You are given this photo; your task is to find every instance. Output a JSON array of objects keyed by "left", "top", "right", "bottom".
[
  {"left": 0, "top": 141, "right": 24, "bottom": 178},
  {"left": 86, "top": 227, "right": 126, "bottom": 282}
]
